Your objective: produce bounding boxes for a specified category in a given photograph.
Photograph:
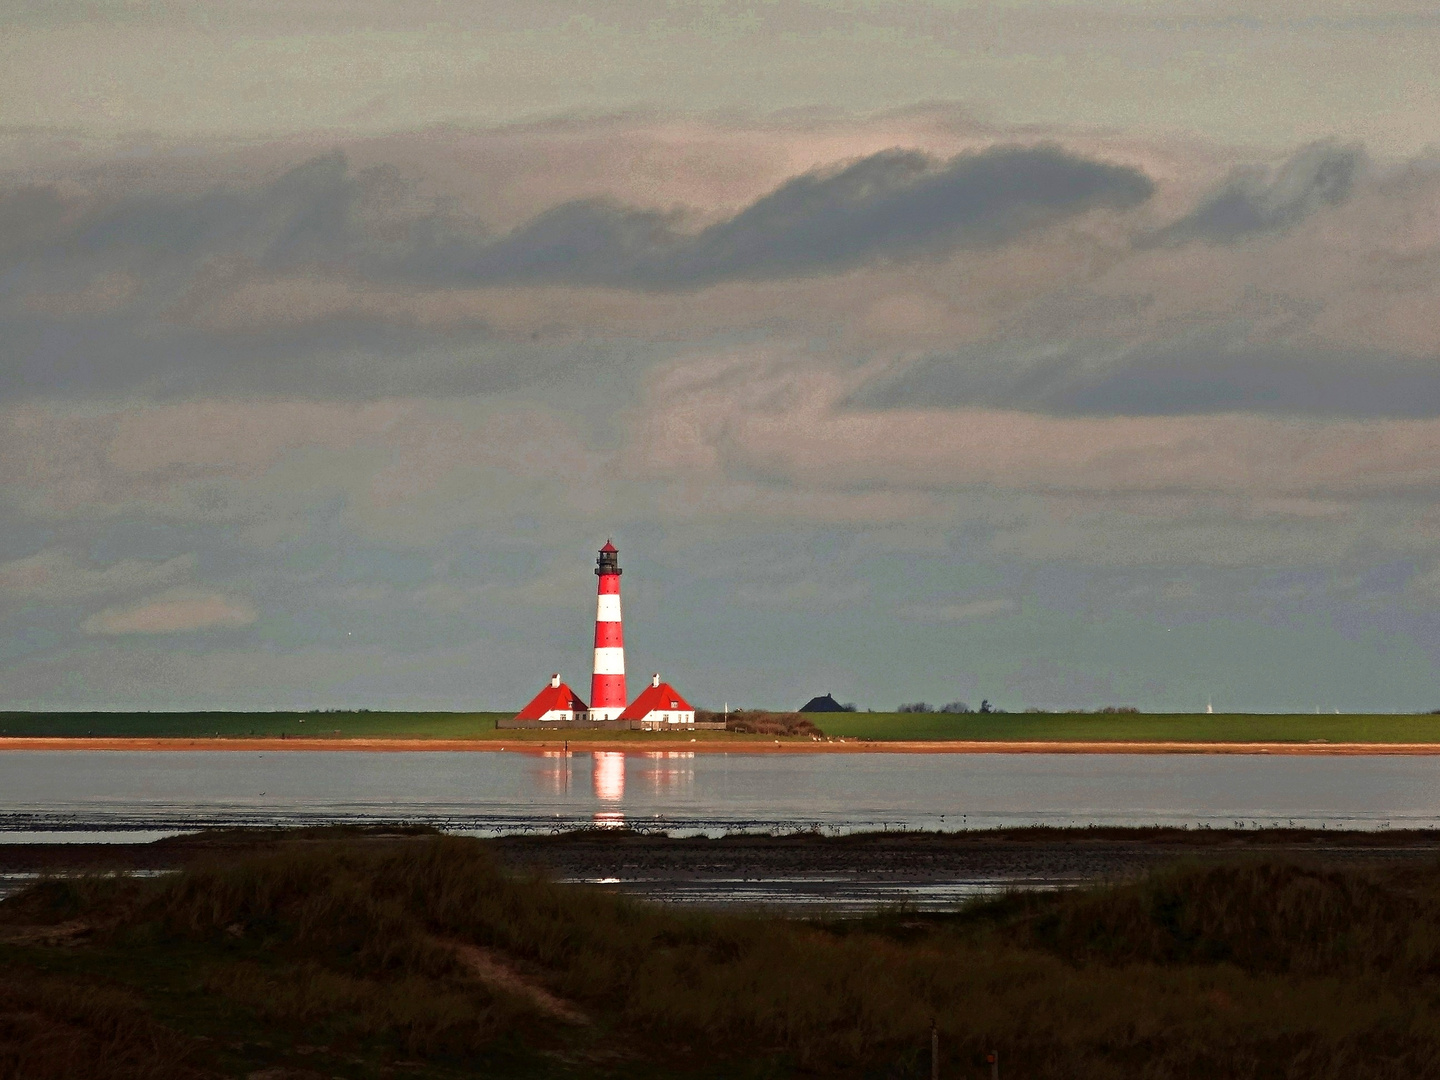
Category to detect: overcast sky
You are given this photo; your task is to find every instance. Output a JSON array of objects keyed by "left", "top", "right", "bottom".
[{"left": 3, "top": 0, "right": 1440, "bottom": 712}]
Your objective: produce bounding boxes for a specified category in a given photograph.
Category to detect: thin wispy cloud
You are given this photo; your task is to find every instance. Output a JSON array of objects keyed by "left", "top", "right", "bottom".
[
  {"left": 901, "top": 598, "right": 1016, "bottom": 623},
  {"left": 1151, "top": 141, "right": 1366, "bottom": 245},
  {"left": 81, "top": 590, "right": 259, "bottom": 635}
]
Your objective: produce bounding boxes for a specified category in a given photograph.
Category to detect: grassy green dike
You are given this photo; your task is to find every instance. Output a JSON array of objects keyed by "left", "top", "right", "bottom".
[
  {"left": 6, "top": 710, "right": 1440, "bottom": 743},
  {"left": 820, "top": 711, "right": 1440, "bottom": 743},
  {"left": 0, "top": 711, "right": 513, "bottom": 739},
  {"left": 0, "top": 711, "right": 765, "bottom": 743},
  {"left": 5, "top": 830, "right": 1440, "bottom": 1078}
]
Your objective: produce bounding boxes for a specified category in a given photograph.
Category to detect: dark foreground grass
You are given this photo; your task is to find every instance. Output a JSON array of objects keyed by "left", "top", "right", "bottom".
[{"left": 5, "top": 833, "right": 1440, "bottom": 1078}]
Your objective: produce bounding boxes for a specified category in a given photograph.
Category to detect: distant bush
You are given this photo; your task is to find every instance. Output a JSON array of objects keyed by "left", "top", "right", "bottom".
[
  {"left": 940, "top": 701, "right": 971, "bottom": 714},
  {"left": 700, "top": 711, "right": 824, "bottom": 737},
  {"left": 897, "top": 702, "right": 934, "bottom": 713},
  {"left": 1097, "top": 706, "right": 1140, "bottom": 714}
]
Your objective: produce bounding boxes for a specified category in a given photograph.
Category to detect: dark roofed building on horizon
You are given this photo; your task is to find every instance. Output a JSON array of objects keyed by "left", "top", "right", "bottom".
[{"left": 799, "top": 693, "right": 849, "bottom": 713}]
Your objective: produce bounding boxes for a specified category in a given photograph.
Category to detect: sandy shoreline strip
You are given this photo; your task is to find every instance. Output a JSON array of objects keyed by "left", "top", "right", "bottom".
[{"left": 3, "top": 737, "right": 1440, "bottom": 755}]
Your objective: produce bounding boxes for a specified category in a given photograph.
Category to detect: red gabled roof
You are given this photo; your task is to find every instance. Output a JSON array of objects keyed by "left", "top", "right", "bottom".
[
  {"left": 618, "top": 680, "right": 693, "bottom": 720},
  {"left": 515, "top": 680, "right": 588, "bottom": 720},
  {"left": 600, "top": 540, "right": 617, "bottom": 553}
]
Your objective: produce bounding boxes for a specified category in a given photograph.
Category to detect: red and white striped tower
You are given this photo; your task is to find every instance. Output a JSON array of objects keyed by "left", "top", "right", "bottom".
[{"left": 589, "top": 540, "right": 627, "bottom": 721}]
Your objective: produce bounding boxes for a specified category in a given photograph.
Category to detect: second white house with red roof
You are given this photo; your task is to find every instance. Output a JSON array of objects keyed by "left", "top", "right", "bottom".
[{"left": 618, "top": 673, "right": 695, "bottom": 727}]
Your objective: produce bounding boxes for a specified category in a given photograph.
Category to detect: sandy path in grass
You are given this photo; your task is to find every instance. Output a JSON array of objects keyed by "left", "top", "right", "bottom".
[{"left": 3, "top": 736, "right": 1440, "bottom": 755}]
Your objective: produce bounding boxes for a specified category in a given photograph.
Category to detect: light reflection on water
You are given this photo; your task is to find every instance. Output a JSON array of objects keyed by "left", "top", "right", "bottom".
[
  {"left": 2, "top": 749, "right": 1440, "bottom": 841},
  {"left": 573, "top": 877, "right": 1069, "bottom": 912},
  {"left": 593, "top": 751, "right": 626, "bottom": 802}
]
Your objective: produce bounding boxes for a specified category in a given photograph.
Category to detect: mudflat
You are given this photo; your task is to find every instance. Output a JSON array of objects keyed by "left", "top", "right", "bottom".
[
  {"left": 6, "top": 825, "right": 1440, "bottom": 884},
  {"left": 491, "top": 826, "right": 1440, "bottom": 884}
]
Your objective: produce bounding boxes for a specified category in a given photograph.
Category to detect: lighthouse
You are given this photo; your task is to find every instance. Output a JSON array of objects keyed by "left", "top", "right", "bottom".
[{"left": 589, "top": 540, "right": 627, "bottom": 721}]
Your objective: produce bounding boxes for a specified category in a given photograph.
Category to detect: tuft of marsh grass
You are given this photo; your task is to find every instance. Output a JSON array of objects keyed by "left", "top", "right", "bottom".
[
  {"left": 995, "top": 858, "right": 1440, "bottom": 976},
  {"left": 0, "top": 975, "right": 207, "bottom": 1080}
]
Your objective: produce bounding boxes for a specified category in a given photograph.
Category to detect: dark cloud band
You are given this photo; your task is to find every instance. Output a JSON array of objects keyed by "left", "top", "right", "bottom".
[
  {"left": 855, "top": 334, "right": 1440, "bottom": 419},
  {"left": 412, "top": 144, "right": 1154, "bottom": 287},
  {"left": 3, "top": 144, "right": 1155, "bottom": 290}
]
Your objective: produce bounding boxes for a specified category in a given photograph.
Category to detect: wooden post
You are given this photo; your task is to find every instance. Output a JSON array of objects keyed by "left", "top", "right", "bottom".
[{"left": 929, "top": 1019, "right": 938, "bottom": 1080}]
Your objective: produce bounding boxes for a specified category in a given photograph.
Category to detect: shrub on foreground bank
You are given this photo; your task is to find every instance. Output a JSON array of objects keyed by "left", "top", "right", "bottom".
[
  {"left": 5, "top": 834, "right": 1440, "bottom": 1077},
  {"left": 702, "top": 710, "right": 823, "bottom": 736}
]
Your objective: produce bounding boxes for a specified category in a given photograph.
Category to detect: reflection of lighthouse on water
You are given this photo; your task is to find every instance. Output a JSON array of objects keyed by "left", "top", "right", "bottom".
[
  {"left": 592, "top": 751, "right": 626, "bottom": 827},
  {"left": 588, "top": 752, "right": 696, "bottom": 825}
]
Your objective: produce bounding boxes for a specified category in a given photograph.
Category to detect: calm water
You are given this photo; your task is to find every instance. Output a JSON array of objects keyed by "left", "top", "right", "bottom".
[{"left": 2, "top": 749, "right": 1439, "bottom": 841}]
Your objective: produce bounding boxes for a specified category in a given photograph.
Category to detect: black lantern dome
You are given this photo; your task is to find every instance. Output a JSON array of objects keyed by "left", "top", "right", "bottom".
[{"left": 595, "top": 539, "right": 622, "bottom": 577}]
